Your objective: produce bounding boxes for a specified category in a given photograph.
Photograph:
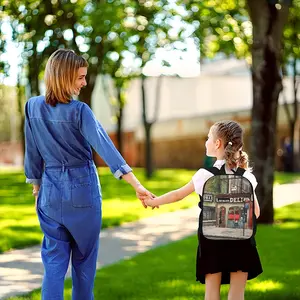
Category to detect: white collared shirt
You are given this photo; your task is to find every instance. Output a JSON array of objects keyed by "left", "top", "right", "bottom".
[{"left": 192, "top": 159, "right": 258, "bottom": 196}]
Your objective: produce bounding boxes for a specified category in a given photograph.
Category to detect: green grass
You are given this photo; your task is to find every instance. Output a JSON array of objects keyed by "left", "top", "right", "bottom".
[
  {"left": 274, "top": 171, "right": 300, "bottom": 185},
  {"left": 0, "top": 167, "right": 198, "bottom": 254},
  {"left": 1, "top": 168, "right": 300, "bottom": 254},
  {"left": 7, "top": 203, "right": 300, "bottom": 300}
]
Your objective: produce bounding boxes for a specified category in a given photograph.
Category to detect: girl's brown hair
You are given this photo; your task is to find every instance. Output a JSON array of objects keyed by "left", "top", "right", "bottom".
[
  {"left": 44, "top": 49, "right": 88, "bottom": 106},
  {"left": 212, "top": 120, "right": 249, "bottom": 170}
]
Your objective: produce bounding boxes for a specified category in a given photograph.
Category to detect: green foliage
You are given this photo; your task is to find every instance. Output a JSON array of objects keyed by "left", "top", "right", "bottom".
[
  {"left": 2, "top": 0, "right": 179, "bottom": 101},
  {"left": 180, "top": 0, "right": 299, "bottom": 68},
  {"left": 180, "top": 0, "right": 251, "bottom": 61},
  {"left": 282, "top": 0, "right": 300, "bottom": 74},
  {"left": 0, "top": 12, "right": 9, "bottom": 77}
]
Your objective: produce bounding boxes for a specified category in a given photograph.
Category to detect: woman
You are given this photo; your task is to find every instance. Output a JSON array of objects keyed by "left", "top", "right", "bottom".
[{"left": 24, "top": 49, "right": 153, "bottom": 299}]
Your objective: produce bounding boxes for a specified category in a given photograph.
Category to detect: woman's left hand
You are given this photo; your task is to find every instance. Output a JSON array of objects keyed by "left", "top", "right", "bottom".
[
  {"left": 35, "top": 195, "right": 38, "bottom": 211},
  {"left": 33, "top": 185, "right": 40, "bottom": 212}
]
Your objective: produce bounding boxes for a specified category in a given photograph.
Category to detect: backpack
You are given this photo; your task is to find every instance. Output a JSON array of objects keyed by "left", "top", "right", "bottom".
[{"left": 200, "top": 164, "right": 256, "bottom": 241}]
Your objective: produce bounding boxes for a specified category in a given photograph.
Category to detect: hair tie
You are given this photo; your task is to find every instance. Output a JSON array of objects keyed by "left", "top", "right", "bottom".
[{"left": 228, "top": 142, "right": 233, "bottom": 146}]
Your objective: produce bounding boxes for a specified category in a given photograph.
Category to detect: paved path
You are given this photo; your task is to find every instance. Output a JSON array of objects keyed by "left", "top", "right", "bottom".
[{"left": 1, "top": 183, "right": 300, "bottom": 299}]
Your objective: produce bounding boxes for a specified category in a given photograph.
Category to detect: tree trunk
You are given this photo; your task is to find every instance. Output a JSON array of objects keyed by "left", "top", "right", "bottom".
[
  {"left": 295, "top": 119, "right": 300, "bottom": 171},
  {"left": 17, "top": 80, "right": 25, "bottom": 165},
  {"left": 282, "top": 58, "right": 299, "bottom": 172},
  {"left": 141, "top": 75, "right": 153, "bottom": 178},
  {"left": 145, "top": 122, "right": 153, "bottom": 178},
  {"left": 292, "top": 58, "right": 300, "bottom": 171},
  {"left": 27, "top": 52, "right": 40, "bottom": 96},
  {"left": 282, "top": 89, "right": 296, "bottom": 173},
  {"left": 116, "top": 86, "right": 124, "bottom": 155},
  {"left": 290, "top": 122, "right": 295, "bottom": 171},
  {"left": 248, "top": 0, "right": 290, "bottom": 224}
]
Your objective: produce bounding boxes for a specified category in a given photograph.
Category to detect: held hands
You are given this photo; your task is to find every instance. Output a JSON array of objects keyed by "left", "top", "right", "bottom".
[
  {"left": 135, "top": 185, "right": 159, "bottom": 209},
  {"left": 144, "top": 195, "right": 156, "bottom": 207}
]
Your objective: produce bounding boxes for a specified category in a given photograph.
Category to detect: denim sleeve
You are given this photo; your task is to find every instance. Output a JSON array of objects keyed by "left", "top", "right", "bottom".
[
  {"left": 79, "top": 103, "right": 132, "bottom": 179},
  {"left": 24, "top": 101, "right": 44, "bottom": 185}
]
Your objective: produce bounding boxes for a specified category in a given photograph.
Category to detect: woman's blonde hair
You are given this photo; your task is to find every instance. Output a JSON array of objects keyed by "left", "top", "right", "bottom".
[
  {"left": 212, "top": 120, "right": 250, "bottom": 170},
  {"left": 44, "top": 49, "right": 88, "bottom": 106}
]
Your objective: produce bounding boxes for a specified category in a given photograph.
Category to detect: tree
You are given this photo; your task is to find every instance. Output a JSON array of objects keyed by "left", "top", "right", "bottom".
[
  {"left": 102, "top": 58, "right": 134, "bottom": 154},
  {"left": 3, "top": 0, "right": 85, "bottom": 96},
  {"left": 16, "top": 66, "right": 26, "bottom": 164},
  {"left": 128, "top": 0, "right": 178, "bottom": 178},
  {"left": 3, "top": 0, "right": 182, "bottom": 171},
  {"left": 281, "top": 0, "right": 300, "bottom": 171},
  {"left": 141, "top": 73, "right": 164, "bottom": 178},
  {"left": 181, "top": 0, "right": 293, "bottom": 223},
  {"left": 248, "top": 0, "right": 291, "bottom": 223},
  {"left": 2, "top": 0, "right": 138, "bottom": 107},
  {"left": 182, "top": 1, "right": 251, "bottom": 61},
  {"left": 0, "top": 11, "right": 10, "bottom": 90},
  {"left": 76, "top": 0, "right": 130, "bottom": 106},
  {"left": 101, "top": 21, "right": 140, "bottom": 155}
]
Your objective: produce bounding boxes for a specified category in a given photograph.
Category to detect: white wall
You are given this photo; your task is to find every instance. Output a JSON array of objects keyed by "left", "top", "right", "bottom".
[
  {"left": 91, "top": 74, "right": 297, "bottom": 139},
  {"left": 91, "top": 75, "right": 117, "bottom": 133}
]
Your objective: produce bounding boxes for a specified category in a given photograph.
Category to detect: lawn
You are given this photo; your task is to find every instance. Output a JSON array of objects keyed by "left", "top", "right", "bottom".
[
  {"left": 0, "top": 167, "right": 198, "bottom": 254},
  {"left": 0, "top": 168, "right": 299, "bottom": 254},
  {"left": 274, "top": 172, "right": 300, "bottom": 185},
  {"left": 8, "top": 203, "right": 300, "bottom": 300}
]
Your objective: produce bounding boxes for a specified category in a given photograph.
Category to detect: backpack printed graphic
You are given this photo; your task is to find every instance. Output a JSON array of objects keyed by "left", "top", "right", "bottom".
[{"left": 201, "top": 166, "right": 255, "bottom": 240}]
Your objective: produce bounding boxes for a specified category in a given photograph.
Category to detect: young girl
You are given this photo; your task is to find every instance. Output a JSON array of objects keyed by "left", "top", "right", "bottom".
[
  {"left": 24, "top": 49, "right": 153, "bottom": 299},
  {"left": 145, "top": 120, "right": 263, "bottom": 300}
]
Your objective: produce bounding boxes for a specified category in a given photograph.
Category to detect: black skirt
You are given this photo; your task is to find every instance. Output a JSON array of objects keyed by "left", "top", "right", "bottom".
[{"left": 196, "top": 234, "right": 263, "bottom": 284}]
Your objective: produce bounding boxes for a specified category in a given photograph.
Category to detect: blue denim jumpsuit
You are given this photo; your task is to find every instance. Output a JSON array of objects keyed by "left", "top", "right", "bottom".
[{"left": 24, "top": 96, "right": 132, "bottom": 300}]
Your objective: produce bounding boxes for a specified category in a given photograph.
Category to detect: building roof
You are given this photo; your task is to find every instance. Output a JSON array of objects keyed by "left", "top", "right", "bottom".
[{"left": 200, "top": 58, "right": 250, "bottom": 76}]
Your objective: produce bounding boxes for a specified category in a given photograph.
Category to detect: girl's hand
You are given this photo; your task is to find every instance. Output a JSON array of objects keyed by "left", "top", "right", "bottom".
[
  {"left": 144, "top": 196, "right": 156, "bottom": 207},
  {"left": 136, "top": 185, "right": 159, "bottom": 209}
]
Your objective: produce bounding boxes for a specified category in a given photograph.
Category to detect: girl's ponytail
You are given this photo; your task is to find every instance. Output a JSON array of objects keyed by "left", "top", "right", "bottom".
[
  {"left": 224, "top": 143, "right": 239, "bottom": 169},
  {"left": 224, "top": 147, "right": 249, "bottom": 170},
  {"left": 238, "top": 150, "right": 249, "bottom": 170},
  {"left": 212, "top": 120, "right": 251, "bottom": 171}
]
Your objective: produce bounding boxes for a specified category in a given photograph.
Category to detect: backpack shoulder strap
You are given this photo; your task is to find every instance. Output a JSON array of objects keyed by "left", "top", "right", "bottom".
[
  {"left": 217, "top": 164, "right": 246, "bottom": 176},
  {"left": 210, "top": 164, "right": 246, "bottom": 176},
  {"left": 218, "top": 164, "right": 226, "bottom": 175},
  {"left": 204, "top": 167, "right": 221, "bottom": 175},
  {"left": 234, "top": 167, "right": 246, "bottom": 176}
]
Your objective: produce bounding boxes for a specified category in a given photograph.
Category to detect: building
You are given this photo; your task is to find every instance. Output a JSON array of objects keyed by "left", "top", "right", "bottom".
[
  {"left": 1, "top": 58, "right": 297, "bottom": 168},
  {"left": 91, "top": 58, "right": 298, "bottom": 170}
]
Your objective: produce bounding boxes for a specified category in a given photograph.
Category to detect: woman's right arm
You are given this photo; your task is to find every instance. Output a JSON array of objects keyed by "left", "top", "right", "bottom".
[{"left": 24, "top": 101, "right": 44, "bottom": 185}]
